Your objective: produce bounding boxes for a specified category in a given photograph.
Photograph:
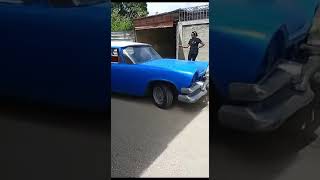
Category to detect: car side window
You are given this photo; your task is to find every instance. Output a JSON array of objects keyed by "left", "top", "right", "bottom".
[
  {"left": 122, "top": 47, "right": 135, "bottom": 64},
  {"left": 111, "top": 48, "right": 119, "bottom": 63},
  {"left": 123, "top": 53, "right": 134, "bottom": 64}
]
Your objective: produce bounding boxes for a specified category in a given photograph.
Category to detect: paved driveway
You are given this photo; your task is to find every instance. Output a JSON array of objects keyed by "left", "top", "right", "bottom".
[
  {"left": 213, "top": 113, "right": 320, "bottom": 180},
  {"left": 111, "top": 94, "right": 209, "bottom": 177},
  {"left": 0, "top": 101, "right": 106, "bottom": 180}
]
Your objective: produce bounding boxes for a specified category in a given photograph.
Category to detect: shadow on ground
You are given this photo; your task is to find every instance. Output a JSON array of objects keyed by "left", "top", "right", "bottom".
[
  {"left": 212, "top": 108, "right": 320, "bottom": 180},
  {"left": 111, "top": 93, "right": 208, "bottom": 177},
  {"left": 0, "top": 99, "right": 107, "bottom": 180}
]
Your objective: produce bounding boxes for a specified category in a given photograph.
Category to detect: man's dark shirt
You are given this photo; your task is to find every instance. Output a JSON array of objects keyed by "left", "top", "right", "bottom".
[{"left": 188, "top": 37, "right": 202, "bottom": 54}]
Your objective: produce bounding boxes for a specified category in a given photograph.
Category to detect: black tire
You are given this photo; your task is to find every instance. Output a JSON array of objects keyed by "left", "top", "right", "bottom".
[{"left": 151, "top": 83, "right": 174, "bottom": 109}]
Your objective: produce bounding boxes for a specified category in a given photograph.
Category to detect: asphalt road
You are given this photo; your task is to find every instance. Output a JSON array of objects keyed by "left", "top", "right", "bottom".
[
  {"left": 213, "top": 109, "right": 320, "bottom": 180},
  {"left": 3, "top": 93, "right": 320, "bottom": 179},
  {"left": 111, "top": 94, "right": 209, "bottom": 177},
  {"left": 0, "top": 100, "right": 106, "bottom": 180}
]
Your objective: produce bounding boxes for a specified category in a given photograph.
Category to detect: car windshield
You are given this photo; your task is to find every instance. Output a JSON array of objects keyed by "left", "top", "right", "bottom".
[{"left": 123, "top": 46, "right": 162, "bottom": 64}]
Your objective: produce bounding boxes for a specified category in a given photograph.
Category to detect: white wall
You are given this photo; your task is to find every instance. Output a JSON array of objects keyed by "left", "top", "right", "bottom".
[{"left": 176, "top": 19, "right": 209, "bottom": 61}]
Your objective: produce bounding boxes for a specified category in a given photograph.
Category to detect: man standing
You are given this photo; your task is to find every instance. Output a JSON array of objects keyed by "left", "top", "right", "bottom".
[{"left": 179, "top": 31, "right": 205, "bottom": 61}]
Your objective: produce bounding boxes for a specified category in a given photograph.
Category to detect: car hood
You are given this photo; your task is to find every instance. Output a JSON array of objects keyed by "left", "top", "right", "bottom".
[{"left": 142, "top": 59, "right": 209, "bottom": 76}]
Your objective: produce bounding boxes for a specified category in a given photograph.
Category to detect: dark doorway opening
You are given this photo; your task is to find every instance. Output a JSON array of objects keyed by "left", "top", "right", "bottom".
[{"left": 135, "top": 26, "right": 176, "bottom": 59}]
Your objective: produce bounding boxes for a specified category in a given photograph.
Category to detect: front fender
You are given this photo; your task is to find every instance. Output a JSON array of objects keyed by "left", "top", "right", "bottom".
[
  {"left": 211, "top": 26, "right": 271, "bottom": 98},
  {"left": 210, "top": 0, "right": 319, "bottom": 99},
  {"left": 146, "top": 70, "right": 194, "bottom": 94}
]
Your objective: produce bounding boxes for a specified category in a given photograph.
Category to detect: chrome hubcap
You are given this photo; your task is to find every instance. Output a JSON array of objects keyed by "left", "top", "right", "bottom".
[{"left": 153, "top": 87, "right": 164, "bottom": 105}]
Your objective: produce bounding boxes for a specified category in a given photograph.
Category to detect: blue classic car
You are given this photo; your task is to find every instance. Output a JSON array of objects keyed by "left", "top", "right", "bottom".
[
  {"left": 0, "top": 0, "right": 109, "bottom": 112},
  {"left": 211, "top": 0, "right": 320, "bottom": 132},
  {"left": 111, "top": 41, "right": 209, "bottom": 108}
]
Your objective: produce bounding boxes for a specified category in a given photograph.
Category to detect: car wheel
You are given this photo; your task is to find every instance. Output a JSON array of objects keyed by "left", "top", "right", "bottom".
[{"left": 152, "top": 83, "right": 174, "bottom": 109}]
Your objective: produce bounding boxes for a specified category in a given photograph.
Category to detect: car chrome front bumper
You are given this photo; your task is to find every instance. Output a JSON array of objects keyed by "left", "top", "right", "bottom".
[
  {"left": 178, "top": 78, "right": 209, "bottom": 103},
  {"left": 219, "top": 56, "right": 320, "bottom": 132}
]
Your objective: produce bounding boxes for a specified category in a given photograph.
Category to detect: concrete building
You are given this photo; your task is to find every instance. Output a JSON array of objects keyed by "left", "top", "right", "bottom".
[{"left": 133, "top": 5, "right": 209, "bottom": 61}]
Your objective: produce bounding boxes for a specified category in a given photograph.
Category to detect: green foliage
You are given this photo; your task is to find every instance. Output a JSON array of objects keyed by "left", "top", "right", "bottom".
[
  {"left": 111, "top": 2, "right": 148, "bottom": 31},
  {"left": 111, "top": 9, "right": 133, "bottom": 31}
]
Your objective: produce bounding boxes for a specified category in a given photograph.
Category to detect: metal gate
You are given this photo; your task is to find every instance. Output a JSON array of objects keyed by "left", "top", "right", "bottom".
[{"left": 111, "top": 31, "right": 136, "bottom": 42}]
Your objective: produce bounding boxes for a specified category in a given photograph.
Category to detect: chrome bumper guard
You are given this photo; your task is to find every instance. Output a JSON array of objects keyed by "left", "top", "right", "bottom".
[
  {"left": 178, "top": 78, "right": 209, "bottom": 103},
  {"left": 219, "top": 54, "right": 320, "bottom": 131}
]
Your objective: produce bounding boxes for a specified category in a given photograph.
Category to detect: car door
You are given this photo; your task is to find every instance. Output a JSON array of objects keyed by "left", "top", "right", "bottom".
[
  {"left": 0, "top": 0, "right": 109, "bottom": 110},
  {"left": 0, "top": 0, "right": 28, "bottom": 96},
  {"left": 111, "top": 48, "right": 123, "bottom": 93},
  {"left": 111, "top": 47, "right": 146, "bottom": 95}
]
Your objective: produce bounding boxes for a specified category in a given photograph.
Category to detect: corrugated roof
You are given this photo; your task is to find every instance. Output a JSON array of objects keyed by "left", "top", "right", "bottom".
[
  {"left": 133, "top": 11, "right": 177, "bottom": 30},
  {"left": 134, "top": 9, "right": 180, "bottom": 20}
]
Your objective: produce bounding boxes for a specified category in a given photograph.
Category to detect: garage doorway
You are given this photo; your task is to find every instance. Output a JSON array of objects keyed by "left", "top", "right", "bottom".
[{"left": 135, "top": 27, "right": 176, "bottom": 59}]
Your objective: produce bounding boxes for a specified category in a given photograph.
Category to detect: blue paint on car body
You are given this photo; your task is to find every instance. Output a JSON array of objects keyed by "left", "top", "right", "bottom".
[
  {"left": 211, "top": 0, "right": 320, "bottom": 132},
  {"left": 0, "top": 0, "right": 109, "bottom": 112},
  {"left": 111, "top": 41, "right": 209, "bottom": 103},
  {"left": 211, "top": 0, "right": 320, "bottom": 99}
]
